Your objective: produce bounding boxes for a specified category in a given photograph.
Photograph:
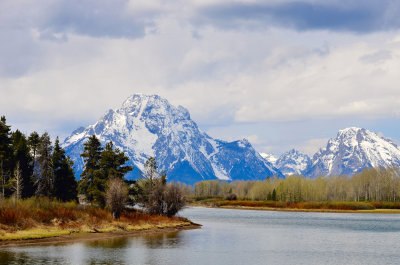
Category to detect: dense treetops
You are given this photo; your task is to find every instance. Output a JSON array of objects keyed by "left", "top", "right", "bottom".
[
  {"left": 0, "top": 116, "right": 77, "bottom": 201},
  {"left": 79, "top": 136, "right": 133, "bottom": 207},
  {"left": 0, "top": 116, "right": 185, "bottom": 219}
]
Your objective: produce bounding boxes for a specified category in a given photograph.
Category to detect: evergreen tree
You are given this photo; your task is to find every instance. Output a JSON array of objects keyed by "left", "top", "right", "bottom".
[
  {"left": 272, "top": 188, "right": 277, "bottom": 201},
  {"left": 35, "top": 132, "right": 53, "bottom": 197},
  {"left": 0, "top": 116, "right": 13, "bottom": 198},
  {"left": 52, "top": 137, "right": 78, "bottom": 202},
  {"left": 11, "top": 130, "right": 35, "bottom": 198},
  {"left": 99, "top": 142, "right": 133, "bottom": 179},
  {"left": 79, "top": 135, "right": 103, "bottom": 205},
  {"left": 28, "top": 131, "right": 40, "bottom": 175}
]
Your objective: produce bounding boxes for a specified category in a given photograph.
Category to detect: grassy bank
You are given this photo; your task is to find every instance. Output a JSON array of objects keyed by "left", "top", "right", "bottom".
[
  {"left": 0, "top": 198, "right": 197, "bottom": 242},
  {"left": 190, "top": 197, "right": 400, "bottom": 213}
]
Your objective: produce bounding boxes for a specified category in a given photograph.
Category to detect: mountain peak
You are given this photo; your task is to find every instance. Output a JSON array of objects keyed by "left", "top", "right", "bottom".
[
  {"left": 275, "top": 149, "right": 311, "bottom": 176},
  {"left": 63, "top": 94, "right": 281, "bottom": 184},
  {"left": 304, "top": 127, "right": 400, "bottom": 177},
  {"left": 287, "top": 148, "right": 300, "bottom": 155},
  {"left": 122, "top": 94, "right": 162, "bottom": 108},
  {"left": 339, "top": 127, "right": 362, "bottom": 133},
  {"left": 120, "top": 93, "right": 190, "bottom": 121},
  {"left": 337, "top": 127, "right": 367, "bottom": 139}
]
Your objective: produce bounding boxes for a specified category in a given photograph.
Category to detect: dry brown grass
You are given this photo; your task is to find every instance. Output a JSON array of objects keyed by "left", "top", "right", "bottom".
[{"left": 0, "top": 198, "right": 190, "bottom": 240}]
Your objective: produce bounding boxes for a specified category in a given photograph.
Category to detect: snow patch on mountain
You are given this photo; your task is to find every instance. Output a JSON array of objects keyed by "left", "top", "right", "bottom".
[
  {"left": 261, "top": 150, "right": 311, "bottom": 176},
  {"left": 260, "top": 153, "right": 278, "bottom": 165},
  {"left": 63, "top": 94, "right": 282, "bottom": 184},
  {"left": 304, "top": 127, "right": 400, "bottom": 178}
]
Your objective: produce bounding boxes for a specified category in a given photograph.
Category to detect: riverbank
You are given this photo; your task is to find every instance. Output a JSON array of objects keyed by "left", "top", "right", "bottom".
[
  {"left": 190, "top": 199, "right": 400, "bottom": 214},
  {"left": 0, "top": 198, "right": 200, "bottom": 244},
  {"left": 0, "top": 222, "right": 200, "bottom": 247},
  {"left": 215, "top": 205, "right": 400, "bottom": 214}
]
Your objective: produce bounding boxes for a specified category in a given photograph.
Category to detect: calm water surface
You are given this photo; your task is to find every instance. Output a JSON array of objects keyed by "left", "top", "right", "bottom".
[{"left": 1, "top": 207, "right": 400, "bottom": 264}]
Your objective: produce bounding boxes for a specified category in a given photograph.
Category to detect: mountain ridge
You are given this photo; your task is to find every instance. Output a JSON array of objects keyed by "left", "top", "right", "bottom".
[
  {"left": 63, "top": 94, "right": 400, "bottom": 182},
  {"left": 261, "top": 150, "right": 311, "bottom": 176},
  {"left": 63, "top": 94, "right": 282, "bottom": 184},
  {"left": 303, "top": 127, "right": 400, "bottom": 177},
  {"left": 260, "top": 127, "right": 400, "bottom": 178}
]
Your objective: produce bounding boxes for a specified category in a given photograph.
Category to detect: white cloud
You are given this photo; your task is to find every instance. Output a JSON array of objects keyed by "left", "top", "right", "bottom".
[
  {"left": 229, "top": 33, "right": 400, "bottom": 122},
  {"left": 2, "top": 0, "right": 400, "bottom": 152}
]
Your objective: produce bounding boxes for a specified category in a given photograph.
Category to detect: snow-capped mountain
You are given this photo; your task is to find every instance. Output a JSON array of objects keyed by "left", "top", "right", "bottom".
[
  {"left": 275, "top": 149, "right": 311, "bottom": 176},
  {"left": 260, "top": 150, "right": 311, "bottom": 176},
  {"left": 304, "top": 127, "right": 400, "bottom": 178},
  {"left": 260, "top": 153, "right": 278, "bottom": 165},
  {"left": 63, "top": 94, "right": 282, "bottom": 184}
]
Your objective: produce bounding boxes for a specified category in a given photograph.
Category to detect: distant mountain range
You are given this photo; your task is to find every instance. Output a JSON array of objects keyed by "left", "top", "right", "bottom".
[
  {"left": 263, "top": 127, "right": 400, "bottom": 178},
  {"left": 62, "top": 94, "right": 281, "bottom": 184},
  {"left": 63, "top": 94, "right": 400, "bottom": 183},
  {"left": 304, "top": 127, "right": 400, "bottom": 177},
  {"left": 262, "top": 149, "right": 311, "bottom": 176}
]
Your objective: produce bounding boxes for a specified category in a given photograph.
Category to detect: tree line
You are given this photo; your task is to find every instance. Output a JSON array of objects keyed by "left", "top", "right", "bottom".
[
  {"left": 0, "top": 116, "right": 185, "bottom": 218},
  {"left": 194, "top": 167, "right": 400, "bottom": 203},
  {"left": 0, "top": 116, "right": 77, "bottom": 201}
]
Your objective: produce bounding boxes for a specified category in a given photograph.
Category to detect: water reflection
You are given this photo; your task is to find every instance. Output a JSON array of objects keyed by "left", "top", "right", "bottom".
[
  {"left": 142, "top": 231, "right": 182, "bottom": 249},
  {"left": 0, "top": 250, "right": 28, "bottom": 265},
  {"left": 85, "top": 237, "right": 130, "bottom": 249},
  {"left": 2, "top": 208, "right": 400, "bottom": 265},
  {"left": 0, "top": 247, "right": 67, "bottom": 265},
  {"left": 0, "top": 230, "right": 185, "bottom": 265}
]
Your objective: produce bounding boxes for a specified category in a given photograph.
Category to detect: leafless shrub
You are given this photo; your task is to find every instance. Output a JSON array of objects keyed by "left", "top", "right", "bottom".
[
  {"left": 164, "top": 183, "right": 186, "bottom": 217},
  {"left": 224, "top": 193, "right": 237, "bottom": 201},
  {"left": 146, "top": 182, "right": 186, "bottom": 217},
  {"left": 106, "top": 178, "right": 128, "bottom": 219}
]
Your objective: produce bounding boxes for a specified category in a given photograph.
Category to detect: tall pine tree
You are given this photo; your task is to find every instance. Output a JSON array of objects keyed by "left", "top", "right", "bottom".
[
  {"left": 35, "top": 132, "right": 53, "bottom": 197},
  {"left": 0, "top": 116, "right": 13, "bottom": 198},
  {"left": 100, "top": 142, "right": 133, "bottom": 179},
  {"left": 28, "top": 131, "right": 40, "bottom": 176},
  {"left": 52, "top": 137, "right": 78, "bottom": 202},
  {"left": 11, "top": 130, "right": 35, "bottom": 198},
  {"left": 79, "top": 135, "right": 103, "bottom": 205}
]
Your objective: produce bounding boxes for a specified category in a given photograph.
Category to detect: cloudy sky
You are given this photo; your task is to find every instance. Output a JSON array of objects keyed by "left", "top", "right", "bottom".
[{"left": 1, "top": 0, "right": 400, "bottom": 156}]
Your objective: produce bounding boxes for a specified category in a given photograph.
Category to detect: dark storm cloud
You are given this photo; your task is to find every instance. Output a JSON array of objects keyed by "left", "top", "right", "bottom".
[
  {"left": 0, "top": 0, "right": 158, "bottom": 77},
  {"left": 41, "top": 0, "right": 152, "bottom": 39},
  {"left": 197, "top": 0, "right": 400, "bottom": 33}
]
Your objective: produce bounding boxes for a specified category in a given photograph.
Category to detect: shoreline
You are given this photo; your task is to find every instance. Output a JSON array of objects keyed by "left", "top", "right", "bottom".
[
  {"left": 0, "top": 222, "right": 201, "bottom": 248},
  {"left": 190, "top": 203, "right": 400, "bottom": 214}
]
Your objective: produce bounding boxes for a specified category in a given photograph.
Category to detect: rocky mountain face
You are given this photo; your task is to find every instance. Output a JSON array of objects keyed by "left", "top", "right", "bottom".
[
  {"left": 63, "top": 94, "right": 282, "bottom": 184},
  {"left": 275, "top": 149, "right": 311, "bottom": 176},
  {"left": 63, "top": 95, "right": 400, "bottom": 182},
  {"left": 260, "top": 153, "right": 278, "bottom": 165},
  {"left": 304, "top": 127, "right": 400, "bottom": 178},
  {"left": 260, "top": 127, "right": 400, "bottom": 177},
  {"left": 261, "top": 150, "right": 311, "bottom": 176}
]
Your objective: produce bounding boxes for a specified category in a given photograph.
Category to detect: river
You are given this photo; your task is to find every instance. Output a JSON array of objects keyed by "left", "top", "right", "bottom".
[{"left": 1, "top": 207, "right": 400, "bottom": 264}]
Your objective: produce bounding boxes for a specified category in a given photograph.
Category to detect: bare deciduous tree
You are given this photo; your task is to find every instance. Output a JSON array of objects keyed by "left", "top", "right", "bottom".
[
  {"left": 194, "top": 168, "right": 400, "bottom": 203},
  {"left": 146, "top": 182, "right": 186, "bottom": 217},
  {"left": 11, "top": 162, "right": 23, "bottom": 200},
  {"left": 163, "top": 183, "right": 186, "bottom": 217},
  {"left": 106, "top": 177, "right": 128, "bottom": 219}
]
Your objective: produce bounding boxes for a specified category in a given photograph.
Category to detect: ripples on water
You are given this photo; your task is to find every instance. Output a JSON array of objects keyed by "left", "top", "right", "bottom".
[{"left": 1, "top": 207, "right": 400, "bottom": 265}]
